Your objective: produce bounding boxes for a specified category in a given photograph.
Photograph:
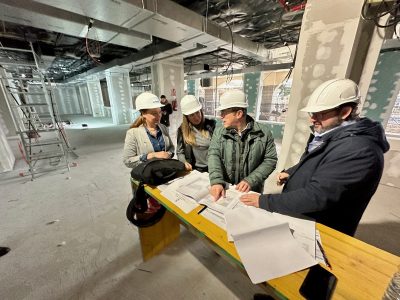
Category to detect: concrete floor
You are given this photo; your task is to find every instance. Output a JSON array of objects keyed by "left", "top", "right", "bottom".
[{"left": 0, "top": 115, "right": 399, "bottom": 300}]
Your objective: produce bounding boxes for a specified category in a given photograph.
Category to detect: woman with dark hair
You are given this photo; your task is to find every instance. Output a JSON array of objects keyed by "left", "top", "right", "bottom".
[
  {"left": 123, "top": 92, "right": 174, "bottom": 169},
  {"left": 177, "top": 95, "right": 215, "bottom": 172}
]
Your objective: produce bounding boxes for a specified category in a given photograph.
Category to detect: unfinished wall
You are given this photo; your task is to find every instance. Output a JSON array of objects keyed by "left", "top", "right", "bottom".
[
  {"left": 53, "top": 85, "right": 82, "bottom": 115},
  {"left": 152, "top": 60, "right": 184, "bottom": 134},
  {"left": 278, "top": 0, "right": 384, "bottom": 170},
  {"left": 105, "top": 68, "right": 133, "bottom": 125},
  {"left": 87, "top": 80, "right": 105, "bottom": 118},
  {"left": 362, "top": 50, "right": 400, "bottom": 126},
  {"left": 0, "top": 85, "right": 15, "bottom": 137},
  {"left": 0, "top": 123, "right": 15, "bottom": 172}
]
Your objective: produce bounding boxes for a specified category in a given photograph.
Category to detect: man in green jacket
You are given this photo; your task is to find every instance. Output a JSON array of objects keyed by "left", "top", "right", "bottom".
[{"left": 208, "top": 90, "right": 277, "bottom": 200}]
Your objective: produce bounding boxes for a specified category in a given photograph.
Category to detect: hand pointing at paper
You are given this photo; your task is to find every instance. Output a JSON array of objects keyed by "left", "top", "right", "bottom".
[
  {"left": 210, "top": 184, "right": 226, "bottom": 201},
  {"left": 240, "top": 193, "right": 260, "bottom": 208}
]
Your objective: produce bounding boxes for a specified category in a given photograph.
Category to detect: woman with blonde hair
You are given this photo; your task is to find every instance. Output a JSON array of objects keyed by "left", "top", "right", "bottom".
[
  {"left": 123, "top": 92, "right": 174, "bottom": 169},
  {"left": 177, "top": 95, "right": 216, "bottom": 172}
]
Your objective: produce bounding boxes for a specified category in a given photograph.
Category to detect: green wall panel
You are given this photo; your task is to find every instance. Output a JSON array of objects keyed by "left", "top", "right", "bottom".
[
  {"left": 264, "top": 123, "right": 285, "bottom": 141},
  {"left": 244, "top": 72, "right": 260, "bottom": 114},
  {"left": 187, "top": 80, "right": 196, "bottom": 95},
  {"left": 363, "top": 51, "right": 400, "bottom": 123}
]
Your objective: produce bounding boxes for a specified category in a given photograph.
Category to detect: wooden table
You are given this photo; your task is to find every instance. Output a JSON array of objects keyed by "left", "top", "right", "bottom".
[{"left": 137, "top": 183, "right": 400, "bottom": 299}]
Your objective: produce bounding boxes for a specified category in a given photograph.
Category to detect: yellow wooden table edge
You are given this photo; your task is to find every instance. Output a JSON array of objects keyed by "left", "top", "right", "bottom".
[{"left": 143, "top": 184, "right": 400, "bottom": 300}]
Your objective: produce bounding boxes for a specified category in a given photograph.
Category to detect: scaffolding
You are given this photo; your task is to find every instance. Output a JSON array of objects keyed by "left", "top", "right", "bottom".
[{"left": 0, "top": 42, "right": 71, "bottom": 179}]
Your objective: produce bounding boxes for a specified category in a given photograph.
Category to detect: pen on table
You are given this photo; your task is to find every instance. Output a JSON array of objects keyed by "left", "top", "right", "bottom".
[
  {"left": 197, "top": 205, "right": 207, "bottom": 215},
  {"left": 317, "top": 239, "right": 332, "bottom": 270}
]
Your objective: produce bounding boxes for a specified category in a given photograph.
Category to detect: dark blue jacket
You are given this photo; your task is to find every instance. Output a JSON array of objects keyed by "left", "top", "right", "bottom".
[{"left": 259, "top": 118, "right": 390, "bottom": 236}]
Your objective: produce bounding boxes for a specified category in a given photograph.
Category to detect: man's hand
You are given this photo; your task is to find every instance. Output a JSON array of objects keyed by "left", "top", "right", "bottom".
[
  {"left": 276, "top": 172, "right": 289, "bottom": 186},
  {"left": 236, "top": 180, "right": 251, "bottom": 193},
  {"left": 240, "top": 193, "right": 260, "bottom": 208},
  {"left": 210, "top": 184, "right": 225, "bottom": 201},
  {"left": 184, "top": 162, "right": 193, "bottom": 171}
]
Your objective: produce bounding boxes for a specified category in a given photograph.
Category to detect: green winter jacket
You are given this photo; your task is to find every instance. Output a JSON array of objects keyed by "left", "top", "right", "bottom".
[{"left": 208, "top": 117, "right": 277, "bottom": 193}]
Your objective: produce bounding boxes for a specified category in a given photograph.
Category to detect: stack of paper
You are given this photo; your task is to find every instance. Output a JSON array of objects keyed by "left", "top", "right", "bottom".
[
  {"left": 225, "top": 207, "right": 317, "bottom": 283},
  {"left": 159, "top": 171, "right": 209, "bottom": 213},
  {"left": 157, "top": 172, "right": 321, "bottom": 282}
]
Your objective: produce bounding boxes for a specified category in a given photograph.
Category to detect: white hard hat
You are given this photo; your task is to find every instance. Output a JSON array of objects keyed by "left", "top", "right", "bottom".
[
  {"left": 181, "top": 95, "right": 202, "bottom": 115},
  {"left": 135, "top": 92, "right": 164, "bottom": 110},
  {"left": 216, "top": 90, "right": 248, "bottom": 111},
  {"left": 301, "top": 79, "right": 360, "bottom": 113}
]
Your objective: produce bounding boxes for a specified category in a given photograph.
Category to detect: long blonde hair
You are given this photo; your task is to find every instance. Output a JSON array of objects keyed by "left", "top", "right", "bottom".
[
  {"left": 181, "top": 110, "right": 210, "bottom": 146},
  {"left": 130, "top": 110, "right": 147, "bottom": 128}
]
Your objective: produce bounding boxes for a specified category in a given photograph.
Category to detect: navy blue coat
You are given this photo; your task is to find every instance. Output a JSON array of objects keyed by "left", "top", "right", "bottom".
[{"left": 259, "top": 118, "right": 390, "bottom": 236}]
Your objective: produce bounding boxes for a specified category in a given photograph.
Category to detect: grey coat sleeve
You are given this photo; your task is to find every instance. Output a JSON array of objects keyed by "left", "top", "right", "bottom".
[{"left": 122, "top": 129, "right": 142, "bottom": 169}]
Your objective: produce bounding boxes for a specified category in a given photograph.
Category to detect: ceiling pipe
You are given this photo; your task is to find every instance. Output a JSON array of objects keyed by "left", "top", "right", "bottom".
[{"left": 185, "top": 62, "right": 293, "bottom": 80}]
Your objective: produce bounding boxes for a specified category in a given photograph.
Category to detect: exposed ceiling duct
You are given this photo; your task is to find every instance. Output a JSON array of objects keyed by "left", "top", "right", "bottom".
[
  {"left": 173, "top": 0, "right": 304, "bottom": 47},
  {"left": 0, "top": 0, "right": 305, "bottom": 81}
]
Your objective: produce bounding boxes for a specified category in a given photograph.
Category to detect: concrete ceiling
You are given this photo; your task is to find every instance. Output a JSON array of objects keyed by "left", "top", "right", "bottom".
[{"left": 0, "top": 0, "right": 305, "bottom": 82}]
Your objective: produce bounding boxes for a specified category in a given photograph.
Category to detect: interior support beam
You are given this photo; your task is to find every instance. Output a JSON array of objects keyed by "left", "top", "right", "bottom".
[{"left": 277, "top": 0, "right": 387, "bottom": 171}]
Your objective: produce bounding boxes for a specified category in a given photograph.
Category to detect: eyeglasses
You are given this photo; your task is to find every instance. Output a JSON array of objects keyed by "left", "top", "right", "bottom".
[{"left": 308, "top": 108, "right": 338, "bottom": 119}]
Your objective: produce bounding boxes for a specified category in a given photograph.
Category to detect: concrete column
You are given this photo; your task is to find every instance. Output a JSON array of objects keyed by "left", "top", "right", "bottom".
[
  {"left": 105, "top": 68, "right": 134, "bottom": 125},
  {"left": 362, "top": 48, "right": 400, "bottom": 126},
  {"left": 63, "top": 85, "right": 81, "bottom": 114},
  {"left": 78, "top": 84, "right": 92, "bottom": 115},
  {"left": 0, "top": 73, "right": 16, "bottom": 172},
  {"left": 0, "top": 68, "right": 24, "bottom": 134},
  {"left": 0, "top": 84, "right": 15, "bottom": 137},
  {"left": 52, "top": 85, "right": 82, "bottom": 115},
  {"left": 151, "top": 59, "right": 184, "bottom": 138},
  {"left": 0, "top": 123, "right": 15, "bottom": 172},
  {"left": 244, "top": 72, "right": 261, "bottom": 116},
  {"left": 53, "top": 87, "right": 70, "bottom": 115},
  {"left": 87, "top": 79, "right": 105, "bottom": 117},
  {"left": 278, "top": 0, "right": 386, "bottom": 170}
]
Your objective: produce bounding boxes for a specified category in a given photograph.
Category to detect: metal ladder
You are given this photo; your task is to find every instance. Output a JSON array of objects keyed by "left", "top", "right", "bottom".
[{"left": 0, "top": 42, "right": 70, "bottom": 179}]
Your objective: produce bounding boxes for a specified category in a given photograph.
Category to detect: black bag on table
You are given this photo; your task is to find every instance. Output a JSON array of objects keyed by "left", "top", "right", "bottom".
[{"left": 126, "top": 158, "right": 185, "bottom": 227}]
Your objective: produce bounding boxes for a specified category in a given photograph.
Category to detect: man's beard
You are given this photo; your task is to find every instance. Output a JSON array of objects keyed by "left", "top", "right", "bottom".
[{"left": 314, "top": 118, "right": 343, "bottom": 134}]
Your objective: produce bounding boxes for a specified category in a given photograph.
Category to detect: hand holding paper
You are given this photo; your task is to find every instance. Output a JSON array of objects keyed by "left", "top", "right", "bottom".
[{"left": 240, "top": 193, "right": 260, "bottom": 208}]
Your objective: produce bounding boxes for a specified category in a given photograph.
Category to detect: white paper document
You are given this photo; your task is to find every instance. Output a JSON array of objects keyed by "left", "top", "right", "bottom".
[
  {"left": 157, "top": 176, "right": 186, "bottom": 192},
  {"left": 198, "top": 186, "right": 246, "bottom": 214},
  {"left": 176, "top": 176, "right": 210, "bottom": 200},
  {"left": 160, "top": 171, "right": 210, "bottom": 213},
  {"left": 315, "top": 229, "right": 326, "bottom": 265},
  {"left": 197, "top": 186, "right": 247, "bottom": 232},
  {"left": 225, "top": 207, "right": 317, "bottom": 284},
  {"left": 272, "top": 212, "right": 316, "bottom": 258},
  {"left": 201, "top": 208, "right": 227, "bottom": 230}
]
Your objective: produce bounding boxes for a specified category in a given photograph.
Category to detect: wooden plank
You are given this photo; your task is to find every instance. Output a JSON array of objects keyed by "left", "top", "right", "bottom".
[{"left": 144, "top": 185, "right": 400, "bottom": 299}]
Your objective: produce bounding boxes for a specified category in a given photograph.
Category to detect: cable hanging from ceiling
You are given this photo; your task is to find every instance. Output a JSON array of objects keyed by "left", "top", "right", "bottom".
[
  {"left": 361, "top": 0, "right": 400, "bottom": 37},
  {"left": 85, "top": 19, "right": 102, "bottom": 65}
]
